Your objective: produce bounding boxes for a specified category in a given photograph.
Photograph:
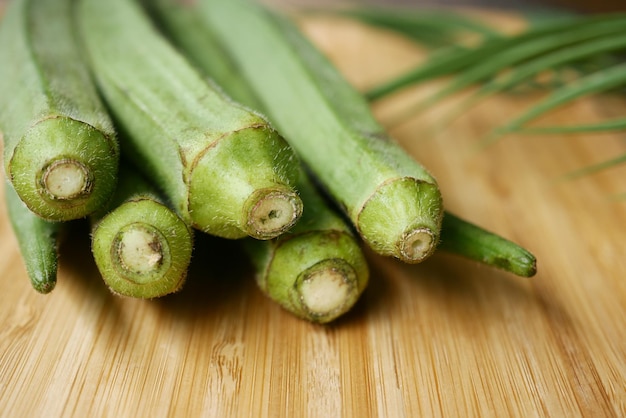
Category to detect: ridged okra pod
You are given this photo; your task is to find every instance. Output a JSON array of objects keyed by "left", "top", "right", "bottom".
[
  {"left": 78, "top": 0, "right": 302, "bottom": 240},
  {"left": 0, "top": 0, "right": 119, "bottom": 221},
  {"left": 147, "top": 0, "right": 369, "bottom": 321},
  {"left": 200, "top": 0, "right": 443, "bottom": 263},
  {"left": 244, "top": 171, "right": 369, "bottom": 323},
  {"left": 152, "top": 0, "right": 537, "bottom": 278},
  {"left": 91, "top": 166, "right": 194, "bottom": 298},
  {"left": 4, "top": 181, "right": 61, "bottom": 293}
]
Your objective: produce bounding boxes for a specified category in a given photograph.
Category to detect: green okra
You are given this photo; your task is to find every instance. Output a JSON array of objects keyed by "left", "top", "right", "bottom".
[
  {"left": 199, "top": 0, "right": 444, "bottom": 263},
  {"left": 78, "top": 0, "right": 302, "bottom": 240},
  {"left": 439, "top": 213, "right": 537, "bottom": 277},
  {"left": 4, "top": 180, "right": 61, "bottom": 293},
  {"left": 243, "top": 171, "right": 370, "bottom": 323},
  {"left": 153, "top": 0, "right": 537, "bottom": 278},
  {"left": 91, "top": 165, "right": 194, "bottom": 299},
  {"left": 146, "top": 0, "right": 369, "bottom": 322},
  {"left": 0, "top": 0, "right": 119, "bottom": 221}
]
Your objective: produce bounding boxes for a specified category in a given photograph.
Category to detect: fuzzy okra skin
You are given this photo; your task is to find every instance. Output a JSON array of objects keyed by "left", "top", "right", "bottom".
[
  {"left": 147, "top": 0, "right": 369, "bottom": 322},
  {"left": 154, "top": 0, "right": 537, "bottom": 278},
  {"left": 0, "top": 0, "right": 119, "bottom": 221},
  {"left": 91, "top": 166, "right": 194, "bottom": 299},
  {"left": 200, "top": 0, "right": 443, "bottom": 263},
  {"left": 243, "top": 171, "right": 370, "bottom": 323},
  {"left": 78, "top": 0, "right": 302, "bottom": 240},
  {"left": 4, "top": 181, "right": 60, "bottom": 293}
]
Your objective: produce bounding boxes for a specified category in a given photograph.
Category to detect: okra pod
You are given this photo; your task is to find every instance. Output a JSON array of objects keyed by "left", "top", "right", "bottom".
[
  {"left": 78, "top": 0, "right": 302, "bottom": 240},
  {"left": 4, "top": 181, "right": 60, "bottom": 293},
  {"left": 243, "top": 171, "right": 369, "bottom": 323},
  {"left": 439, "top": 213, "right": 537, "bottom": 277},
  {"left": 147, "top": 0, "right": 369, "bottom": 321},
  {"left": 0, "top": 0, "right": 119, "bottom": 221},
  {"left": 200, "top": 0, "right": 444, "bottom": 263},
  {"left": 153, "top": 0, "right": 537, "bottom": 278},
  {"left": 91, "top": 166, "right": 194, "bottom": 298}
]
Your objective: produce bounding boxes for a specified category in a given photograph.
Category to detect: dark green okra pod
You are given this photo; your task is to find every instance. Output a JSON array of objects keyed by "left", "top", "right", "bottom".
[
  {"left": 78, "top": 0, "right": 302, "bottom": 240},
  {"left": 0, "top": 0, "right": 119, "bottom": 221},
  {"left": 439, "top": 213, "right": 537, "bottom": 277},
  {"left": 91, "top": 166, "right": 194, "bottom": 298},
  {"left": 4, "top": 181, "right": 61, "bottom": 293}
]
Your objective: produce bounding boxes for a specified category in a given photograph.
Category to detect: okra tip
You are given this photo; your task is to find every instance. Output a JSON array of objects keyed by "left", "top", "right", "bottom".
[
  {"left": 295, "top": 258, "right": 360, "bottom": 323},
  {"left": 244, "top": 186, "right": 303, "bottom": 240}
]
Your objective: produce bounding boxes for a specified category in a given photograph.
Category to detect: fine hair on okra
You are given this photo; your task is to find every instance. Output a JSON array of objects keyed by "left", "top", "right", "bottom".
[
  {"left": 90, "top": 164, "right": 194, "bottom": 299},
  {"left": 197, "top": 0, "right": 444, "bottom": 264},
  {"left": 145, "top": 0, "right": 370, "bottom": 322},
  {"left": 148, "top": 0, "right": 537, "bottom": 279},
  {"left": 4, "top": 180, "right": 61, "bottom": 293},
  {"left": 78, "top": 0, "right": 303, "bottom": 240},
  {"left": 0, "top": 0, "right": 119, "bottom": 221}
]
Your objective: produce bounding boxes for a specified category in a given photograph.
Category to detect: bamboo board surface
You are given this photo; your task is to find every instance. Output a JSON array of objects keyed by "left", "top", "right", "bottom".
[{"left": 1, "top": 10, "right": 626, "bottom": 418}]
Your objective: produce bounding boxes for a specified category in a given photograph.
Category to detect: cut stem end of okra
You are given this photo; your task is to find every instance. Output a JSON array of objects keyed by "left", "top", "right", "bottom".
[
  {"left": 295, "top": 258, "right": 358, "bottom": 323},
  {"left": 245, "top": 187, "right": 303, "bottom": 240},
  {"left": 113, "top": 223, "right": 165, "bottom": 279},
  {"left": 41, "top": 158, "right": 92, "bottom": 200},
  {"left": 399, "top": 227, "right": 435, "bottom": 263},
  {"left": 8, "top": 116, "right": 118, "bottom": 221},
  {"left": 357, "top": 177, "right": 443, "bottom": 263},
  {"left": 92, "top": 199, "right": 193, "bottom": 299}
]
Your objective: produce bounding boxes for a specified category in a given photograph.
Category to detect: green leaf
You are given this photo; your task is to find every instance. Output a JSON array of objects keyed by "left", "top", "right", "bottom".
[
  {"left": 517, "top": 118, "right": 626, "bottom": 134},
  {"left": 560, "top": 153, "right": 626, "bottom": 180},
  {"left": 484, "top": 63, "right": 626, "bottom": 145},
  {"left": 384, "top": 16, "right": 626, "bottom": 127},
  {"left": 365, "top": 14, "right": 626, "bottom": 101},
  {"left": 432, "top": 32, "right": 626, "bottom": 131},
  {"left": 339, "top": 7, "right": 502, "bottom": 48}
]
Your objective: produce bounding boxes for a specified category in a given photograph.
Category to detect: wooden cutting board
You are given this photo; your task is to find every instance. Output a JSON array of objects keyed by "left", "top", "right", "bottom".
[{"left": 1, "top": 10, "right": 625, "bottom": 418}]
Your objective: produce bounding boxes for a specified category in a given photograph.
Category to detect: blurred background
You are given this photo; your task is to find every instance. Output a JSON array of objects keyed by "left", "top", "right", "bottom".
[
  {"left": 264, "top": 0, "right": 625, "bottom": 13},
  {"left": 0, "top": 0, "right": 624, "bottom": 14}
]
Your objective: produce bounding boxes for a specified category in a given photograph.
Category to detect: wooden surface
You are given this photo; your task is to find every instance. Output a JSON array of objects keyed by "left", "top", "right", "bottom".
[{"left": 2, "top": 12, "right": 626, "bottom": 418}]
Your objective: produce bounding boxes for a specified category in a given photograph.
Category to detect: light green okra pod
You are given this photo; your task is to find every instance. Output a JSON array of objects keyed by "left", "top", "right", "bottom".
[
  {"left": 200, "top": 0, "right": 444, "bottom": 263},
  {"left": 243, "top": 171, "right": 370, "bottom": 323},
  {"left": 78, "top": 0, "right": 302, "bottom": 240},
  {"left": 146, "top": 0, "right": 369, "bottom": 321},
  {"left": 0, "top": 0, "right": 119, "bottom": 221},
  {"left": 91, "top": 165, "right": 194, "bottom": 299},
  {"left": 4, "top": 180, "right": 60, "bottom": 293},
  {"left": 151, "top": 0, "right": 536, "bottom": 278}
]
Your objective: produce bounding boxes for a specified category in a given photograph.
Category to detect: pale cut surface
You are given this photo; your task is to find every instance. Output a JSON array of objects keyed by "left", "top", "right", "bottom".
[
  {"left": 115, "top": 225, "right": 163, "bottom": 277},
  {"left": 42, "top": 159, "right": 90, "bottom": 200},
  {"left": 298, "top": 269, "right": 351, "bottom": 315}
]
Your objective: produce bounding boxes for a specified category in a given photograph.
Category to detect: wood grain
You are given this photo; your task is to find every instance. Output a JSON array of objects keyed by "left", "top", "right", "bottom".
[{"left": 1, "top": 11, "right": 626, "bottom": 418}]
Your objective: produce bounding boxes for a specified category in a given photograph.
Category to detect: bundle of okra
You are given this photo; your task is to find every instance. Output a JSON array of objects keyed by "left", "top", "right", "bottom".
[{"left": 0, "top": 0, "right": 536, "bottom": 323}]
